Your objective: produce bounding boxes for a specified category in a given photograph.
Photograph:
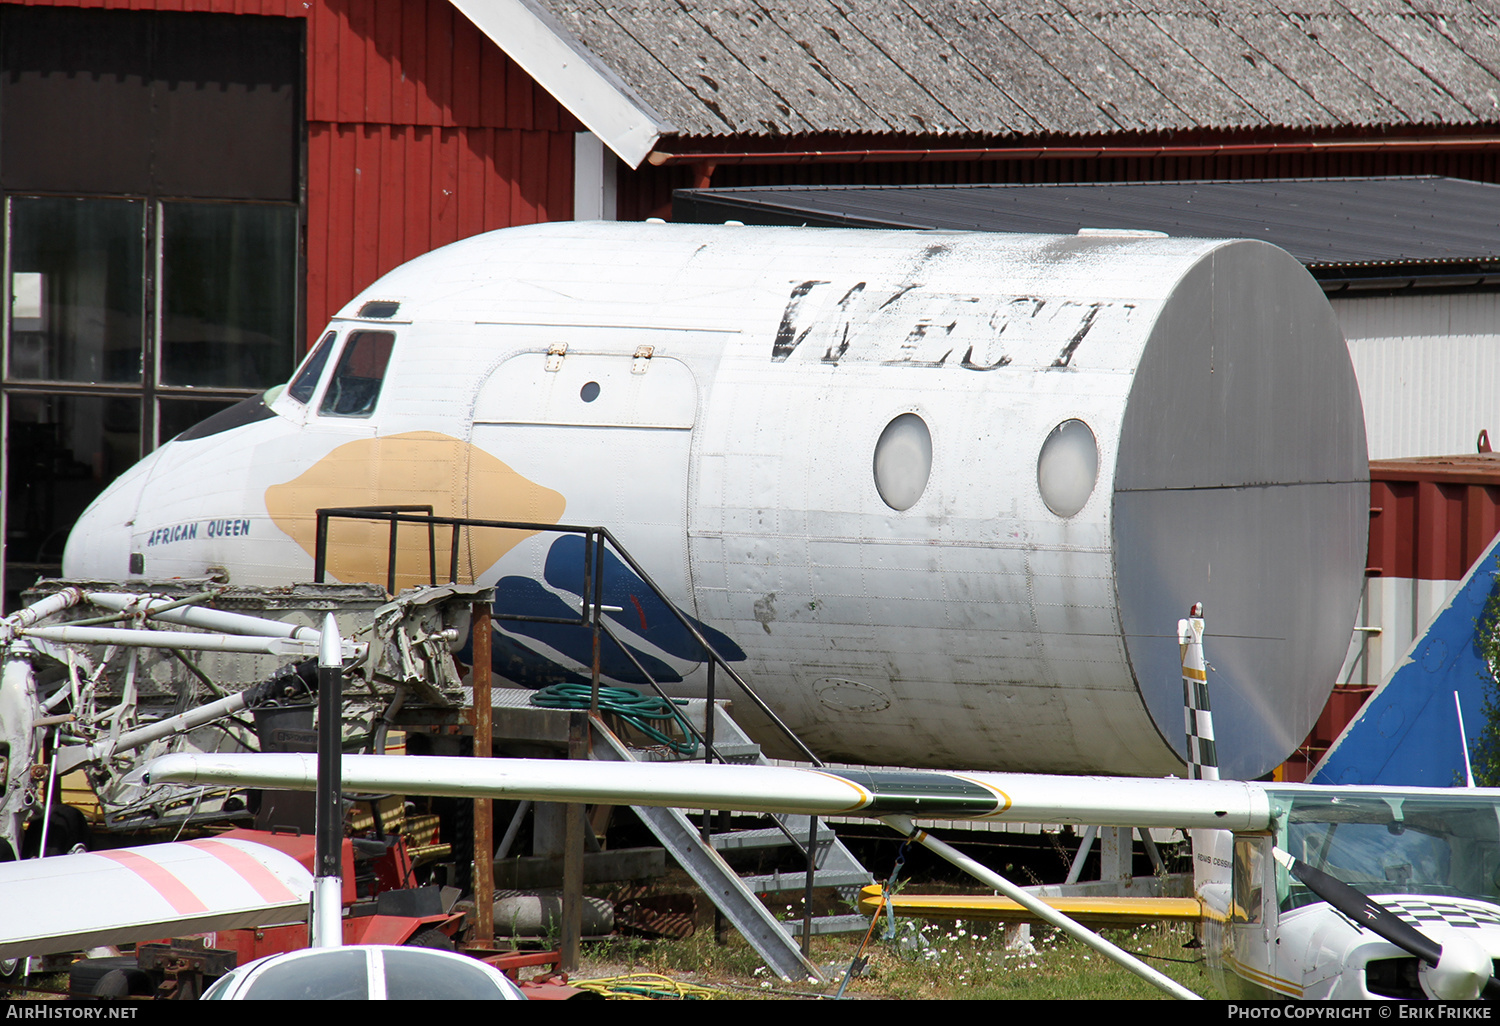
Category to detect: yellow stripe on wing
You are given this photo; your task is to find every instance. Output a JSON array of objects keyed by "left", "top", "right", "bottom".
[{"left": 858, "top": 885, "right": 1203, "bottom": 927}]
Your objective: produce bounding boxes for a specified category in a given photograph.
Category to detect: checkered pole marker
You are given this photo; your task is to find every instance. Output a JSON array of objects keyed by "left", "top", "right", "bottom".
[{"left": 1179, "top": 602, "right": 1217, "bottom": 782}]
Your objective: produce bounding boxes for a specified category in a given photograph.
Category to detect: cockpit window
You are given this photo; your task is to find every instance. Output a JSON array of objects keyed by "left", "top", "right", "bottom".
[
  {"left": 1274, "top": 790, "right": 1500, "bottom": 911},
  {"left": 319, "top": 330, "right": 395, "bottom": 417},
  {"left": 287, "top": 331, "right": 336, "bottom": 405}
]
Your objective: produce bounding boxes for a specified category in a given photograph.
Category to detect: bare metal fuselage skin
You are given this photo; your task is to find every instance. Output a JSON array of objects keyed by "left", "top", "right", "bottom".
[{"left": 64, "top": 222, "right": 1368, "bottom": 778}]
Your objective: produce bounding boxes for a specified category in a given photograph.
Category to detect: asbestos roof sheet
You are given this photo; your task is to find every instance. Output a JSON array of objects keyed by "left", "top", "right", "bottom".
[
  {"left": 671, "top": 176, "right": 1500, "bottom": 276},
  {"left": 534, "top": 0, "right": 1500, "bottom": 139}
]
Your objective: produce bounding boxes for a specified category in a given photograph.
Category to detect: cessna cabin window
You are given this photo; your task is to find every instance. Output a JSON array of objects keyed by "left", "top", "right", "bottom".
[
  {"left": 1275, "top": 790, "right": 1500, "bottom": 912},
  {"left": 287, "top": 331, "right": 335, "bottom": 405},
  {"left": 319, "top": 330, "right": 394, "bottom": 417}
]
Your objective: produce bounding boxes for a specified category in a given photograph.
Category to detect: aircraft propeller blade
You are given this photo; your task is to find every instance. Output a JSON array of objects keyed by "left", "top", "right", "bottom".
[{"left": 1273, "top": 848, "right": 1498, "bottom": 1000}]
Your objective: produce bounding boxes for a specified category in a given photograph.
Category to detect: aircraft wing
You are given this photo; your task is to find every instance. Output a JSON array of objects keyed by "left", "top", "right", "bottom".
[
  {"left": 0, "top": 837, "right": 311, "bottom": 960},
  {"left": 145, "top": 752, "right": 1274, "bottom": 831}
]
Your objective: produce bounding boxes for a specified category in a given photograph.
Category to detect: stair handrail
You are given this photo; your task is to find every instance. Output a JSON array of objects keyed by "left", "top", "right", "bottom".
[{"left": 311, "top": 507, "right": 823, "bottom": 768}]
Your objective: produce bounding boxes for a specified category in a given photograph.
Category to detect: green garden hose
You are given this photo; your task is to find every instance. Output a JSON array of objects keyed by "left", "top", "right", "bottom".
[{"left": 529, "top": 683, "right": 699, "bottom": 757}]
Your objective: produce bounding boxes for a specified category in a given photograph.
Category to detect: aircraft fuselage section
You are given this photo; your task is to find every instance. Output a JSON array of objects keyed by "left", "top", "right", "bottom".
[{"left": 63, "top": 222, "right": 1369, "bottom": 778}]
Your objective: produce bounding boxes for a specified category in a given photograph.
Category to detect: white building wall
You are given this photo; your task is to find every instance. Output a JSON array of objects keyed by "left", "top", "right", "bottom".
[
  {"left": 1326, "top": 292, "right": 1499, "bottom": 690},
  {"left": 572, "top": 132, "right": 618, "bottom": 221},
  {"left": 1333, "top": 291, "right": 1500, "bottom": 460},
  {"left": 1337, "top": 576, "right": 1461, "bottom": 688}
]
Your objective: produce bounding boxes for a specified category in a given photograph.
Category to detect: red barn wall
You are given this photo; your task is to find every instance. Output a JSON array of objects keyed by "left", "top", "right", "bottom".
[
  {"left": 7, "top": 0, "right": 581, "bottom": 349},
  {"left": 304, "top": 0, "right": 580, "bottom": 343}
]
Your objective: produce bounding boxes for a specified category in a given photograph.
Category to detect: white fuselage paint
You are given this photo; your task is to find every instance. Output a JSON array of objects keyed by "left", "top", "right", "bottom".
[{"left": 64, "top": 222, "right": 1368, "bottom": 778}]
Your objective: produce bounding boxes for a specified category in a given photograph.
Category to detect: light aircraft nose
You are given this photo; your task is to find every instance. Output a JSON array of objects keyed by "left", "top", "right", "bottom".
[{"left": 1418, "top": 925, "right": 1495, "bottom": 1000}]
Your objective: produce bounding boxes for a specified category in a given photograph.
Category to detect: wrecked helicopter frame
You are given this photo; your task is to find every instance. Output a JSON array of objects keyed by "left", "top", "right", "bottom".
[{"left": 0, "top": 581, "right": 483, "bottom": 860}]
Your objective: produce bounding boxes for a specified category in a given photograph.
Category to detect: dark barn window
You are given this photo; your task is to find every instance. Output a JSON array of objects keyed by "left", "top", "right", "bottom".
[{"left": 0, "top": 6, "right": 305, "bottom": 609}]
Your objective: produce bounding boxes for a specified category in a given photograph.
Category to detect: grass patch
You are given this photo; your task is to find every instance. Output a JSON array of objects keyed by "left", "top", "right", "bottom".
[{"left": 576, "top": 918, "right": 1211, "bottom": 1000}]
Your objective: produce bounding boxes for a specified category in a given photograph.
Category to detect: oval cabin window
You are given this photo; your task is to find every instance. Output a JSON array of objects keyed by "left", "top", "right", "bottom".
[
  {"left": 873, "top": 413, "right": 932, "bottom": 512},
  {"left": 1038, "top": 419, "right": 1099, "bottom": 517}
]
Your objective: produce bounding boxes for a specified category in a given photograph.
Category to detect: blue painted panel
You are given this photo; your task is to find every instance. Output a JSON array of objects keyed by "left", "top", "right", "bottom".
[
  {"left": 1312, "top": 539, "right": 1500, "bottom": 786},
  {"left": 455, "top": 535, "right": 747, "bottom": 689}
]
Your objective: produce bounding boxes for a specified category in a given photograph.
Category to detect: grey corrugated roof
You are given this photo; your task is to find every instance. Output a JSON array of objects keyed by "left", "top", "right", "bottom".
[
  {"left": 534, "top": 0, "right": 1500, "bottom": 140},
  {"left": 672, "top": 176, "right": 1500, "bottom": 280}
]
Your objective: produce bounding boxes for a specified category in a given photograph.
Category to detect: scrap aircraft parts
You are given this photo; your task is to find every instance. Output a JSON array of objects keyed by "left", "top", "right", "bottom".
[
  {"left": 63, "top": 221, "right": 1368, "bottom": 780},
  {"left": 0, "top": 582, "right": 476, "bottom": 857},
  {"left": 364, "top": 584, "right": 487, "bottom": 706}
]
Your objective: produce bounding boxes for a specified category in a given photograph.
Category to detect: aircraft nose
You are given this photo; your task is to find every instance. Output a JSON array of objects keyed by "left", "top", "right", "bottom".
[
  {"left": 62, "top": 455, "right": 153, "bottom": 582},
  {"left": 1420, "top": 927, "right": 1495, "bottom": 1000}
]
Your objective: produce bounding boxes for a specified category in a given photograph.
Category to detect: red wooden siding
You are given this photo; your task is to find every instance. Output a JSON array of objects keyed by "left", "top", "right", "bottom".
[
  {"left": 305, "top": 0, "right": 570, "bottom": 131},
  {"left": 307, "top": 124, "right": 574, "bottom": 331},
  {"left": 3, "top": 0, "right": 308, "bottom": 15},
  {"left": 303, "top": 0, "right": 580, "bottom": 343},
  {"left": 9, "top": 0, "right": 582, "bottom": 349}
]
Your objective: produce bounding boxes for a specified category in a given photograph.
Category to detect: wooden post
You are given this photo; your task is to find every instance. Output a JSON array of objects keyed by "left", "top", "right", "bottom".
[
  {"left": 561, "top": 712, "right": 587, "bottom": 971},
  {"left": 471, "top": 601, "right": 494, "bottom": 948}
]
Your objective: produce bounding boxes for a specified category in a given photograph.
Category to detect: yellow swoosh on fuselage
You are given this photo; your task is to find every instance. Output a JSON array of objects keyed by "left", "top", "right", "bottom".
[{"left": 265, "top": 431, "right": 565, "bottom": 591}]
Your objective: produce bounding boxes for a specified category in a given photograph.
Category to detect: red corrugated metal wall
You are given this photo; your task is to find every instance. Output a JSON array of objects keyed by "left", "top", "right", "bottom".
[
  {"left": 1368, "top": 466, "right": 1500, "bottom": 582},
  {"left": 10, "top": 0, "right": 582, "bottom": 349}
]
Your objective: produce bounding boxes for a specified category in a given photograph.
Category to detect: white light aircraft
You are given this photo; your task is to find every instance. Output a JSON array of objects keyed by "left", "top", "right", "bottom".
[
  {"left": 146, "top": 749, "right": 1500, "bottom": 1001},
  {"left": 62, "top": 221, "right": 1370, "bottom": 781}
]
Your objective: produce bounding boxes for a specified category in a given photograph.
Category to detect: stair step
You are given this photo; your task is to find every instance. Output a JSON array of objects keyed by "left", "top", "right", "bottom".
[
  {"left": 777, "top": 914, "right": 872, "bottom": 937},
  {"left": 587, "top": 697, "right": 874, "bottom": 977},
  {"left": 710, "top": 826, "right": 827, "bottom": 852},
  {"left": 709, "top": 743, "right": 764, "bottom": 761},
  {"left": 694, "top": 742, "right": 764, "bottom": 761},
  {"left": 741, "top": 868, "right": 875, "bottom": 893},
  {"left": 591, "top": 728, "right": 821, "bottom": 981},
  {"left": 626, "top": 742, "right": 763, "bottom": 763}
]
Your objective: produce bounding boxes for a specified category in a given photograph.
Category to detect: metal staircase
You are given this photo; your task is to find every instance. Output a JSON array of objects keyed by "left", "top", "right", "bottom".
[
  {"left": 312, "top": 507, "right": 875, "bottom": 981},
  {"left": 590, "top": 699, "right": 872, "bottom": 981}
]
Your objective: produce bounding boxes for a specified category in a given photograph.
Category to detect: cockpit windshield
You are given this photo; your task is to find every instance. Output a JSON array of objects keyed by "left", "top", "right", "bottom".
[
  {"left": 287, "top": 330, "right": 336, "bottom": 405},
  {"left": 319, "top": 330, "right": 394, "bottom": 417},
  {"left": 1273, "top": 790, "right": 1500, "bottom": 911}
]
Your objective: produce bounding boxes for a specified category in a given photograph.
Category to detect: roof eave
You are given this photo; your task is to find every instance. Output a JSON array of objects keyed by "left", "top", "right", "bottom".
[{"left": 448, "top": 0, "right": 673, "bottom": 169}]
